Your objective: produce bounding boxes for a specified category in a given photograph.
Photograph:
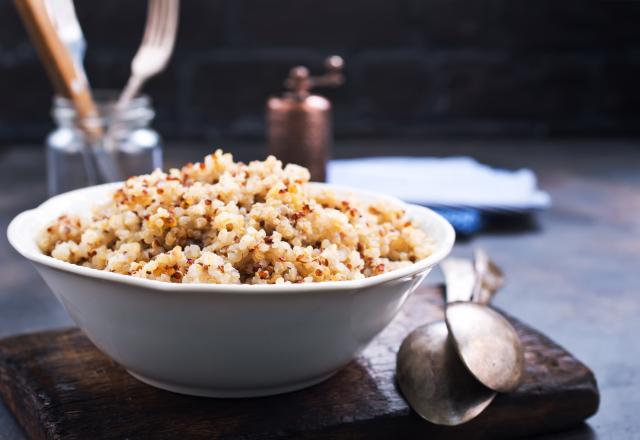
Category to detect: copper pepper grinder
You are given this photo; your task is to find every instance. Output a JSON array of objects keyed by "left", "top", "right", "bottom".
[{"left": 266, "top": 56, "right": 344, "bottom": 182}]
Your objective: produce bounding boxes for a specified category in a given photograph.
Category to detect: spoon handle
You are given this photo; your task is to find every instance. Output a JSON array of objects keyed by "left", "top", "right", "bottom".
[
  {"left": 472, "top": 249, "right": 505, "bottom": 305},
  {"left": 441, "top": 249, "right": 506, "bottom": 307},
  {"left": 441, "top": 258, "right": 476, "bottom": 304}
]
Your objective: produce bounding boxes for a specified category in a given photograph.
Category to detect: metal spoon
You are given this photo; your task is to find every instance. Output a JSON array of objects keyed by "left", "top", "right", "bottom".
[
  {"left": 396, "top": 320, "right": 496, "bottom": 425},
  {"left": 447, "top": 249, "right": 524, "bottom": 393},
  {"left": 396, "top": 257, "right": 496, "bottom": 425},
  {"left": 445, "top": 302, "right": 523, "bottom": 393}
]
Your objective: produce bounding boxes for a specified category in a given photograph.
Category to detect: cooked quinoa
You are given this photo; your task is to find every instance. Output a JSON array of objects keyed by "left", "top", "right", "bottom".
[{"left": 38, "top": 150, "right": 432, "bottom": 284}]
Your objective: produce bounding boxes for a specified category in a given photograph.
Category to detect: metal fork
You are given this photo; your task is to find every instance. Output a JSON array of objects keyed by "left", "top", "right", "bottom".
[
  {"left": 43, "top": 0, "right": 119, "bottom": 184},
  {"left": 116, "top": 0, "right": 179, "bottom": 109},
  {"left": 44, "top": 0, "right": 88, "bottom": 92}
]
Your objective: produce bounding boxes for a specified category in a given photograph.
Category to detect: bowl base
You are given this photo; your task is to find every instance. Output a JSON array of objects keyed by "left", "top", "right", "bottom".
[{"left": 127, "top": 369, "right": 339, "bottom": 398}]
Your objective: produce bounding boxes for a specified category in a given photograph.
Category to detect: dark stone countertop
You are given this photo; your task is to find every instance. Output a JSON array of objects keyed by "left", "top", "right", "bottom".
[{"left": 1, "top": 138, "right": 638, "bottom": 439}]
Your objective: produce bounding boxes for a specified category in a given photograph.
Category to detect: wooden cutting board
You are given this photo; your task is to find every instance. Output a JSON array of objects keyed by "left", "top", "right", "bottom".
[{"left": 0, "top": 285, "right": 598, "bottom": 440}]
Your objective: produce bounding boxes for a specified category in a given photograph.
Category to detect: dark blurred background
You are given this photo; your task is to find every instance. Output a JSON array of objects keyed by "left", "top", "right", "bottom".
[
  {"left": 2, "top": 0, "right": 640, "bottom": 144},
  {"left": 2, "top": 4, "right": 640, "bottom": 439}
]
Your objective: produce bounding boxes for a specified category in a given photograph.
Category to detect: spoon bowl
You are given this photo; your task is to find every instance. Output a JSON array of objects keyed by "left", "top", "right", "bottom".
[
  {"left": 396, "top": 321, "right": 496, "bottom": 425},
  {"left": 396, "top": 250, "right": 523, "bottom": 425},
  {"left": 446, "top": 302, "right": 524, "bottom": 393}
]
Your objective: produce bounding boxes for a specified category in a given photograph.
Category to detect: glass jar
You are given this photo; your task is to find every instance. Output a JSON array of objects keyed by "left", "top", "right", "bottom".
[{"left": 46, "top": 91, "right": 162, "bottom": 196}]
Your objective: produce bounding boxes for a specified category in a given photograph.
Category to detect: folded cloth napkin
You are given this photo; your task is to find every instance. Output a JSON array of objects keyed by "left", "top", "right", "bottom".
[{"left": 327, "top": 156, "right": 551, "bottom": 235}]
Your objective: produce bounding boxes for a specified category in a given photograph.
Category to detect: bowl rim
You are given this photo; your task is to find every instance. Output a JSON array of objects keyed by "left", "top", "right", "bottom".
[{"left": 8, "top": 182, "right": 455, "bottom": 294}]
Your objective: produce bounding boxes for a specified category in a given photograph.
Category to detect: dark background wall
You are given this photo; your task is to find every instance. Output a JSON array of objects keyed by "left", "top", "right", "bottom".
[{"left": 1, "top": 0, "right": 640, "bottom": 143}]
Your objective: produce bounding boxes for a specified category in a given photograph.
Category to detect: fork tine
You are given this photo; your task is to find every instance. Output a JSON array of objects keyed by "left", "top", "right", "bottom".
[
  {"left": 149, "top": 2, "right": 171, "bottom": 70},
  {"left": 157, "top": 0, "right": 179, "bottom": 70},
  {"left": 157, "top": 0, "right": 178, "bottom": 50},
  {"left": 164, "top": 0, "right": 179, "bottom": 48},
  {"left": 141, "top": 0, "right": 161, "bottom": 46},
  {"left": 151, "top": 0, "right": 170, "bottom": 46}
]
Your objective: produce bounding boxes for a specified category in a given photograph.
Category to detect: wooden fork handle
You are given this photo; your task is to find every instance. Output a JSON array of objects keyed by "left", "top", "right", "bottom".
[{"left": 14, "top": 0, "right": 101, "bottom": 135}]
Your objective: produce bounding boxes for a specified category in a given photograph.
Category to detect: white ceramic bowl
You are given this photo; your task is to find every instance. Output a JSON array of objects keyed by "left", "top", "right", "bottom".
[{"left": 8, "top": 182, "right": 454, "bottom": 397}]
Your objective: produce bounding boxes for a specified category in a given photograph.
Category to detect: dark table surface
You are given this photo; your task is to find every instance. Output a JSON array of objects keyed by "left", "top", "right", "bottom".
[{"left": 1, "top": 139, "right": 638, "bottom": 439}]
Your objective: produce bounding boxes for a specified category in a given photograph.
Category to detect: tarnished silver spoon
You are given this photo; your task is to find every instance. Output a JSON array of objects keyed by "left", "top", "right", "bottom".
[
  {"left": 446, "top": 249, "right": 524, "bottom": 393},
  {"left": 396, "top": 257, "right": 496, "bottom": 425},
  {"left": 396, "top": 252, "right": 524, "bottom": 425}
]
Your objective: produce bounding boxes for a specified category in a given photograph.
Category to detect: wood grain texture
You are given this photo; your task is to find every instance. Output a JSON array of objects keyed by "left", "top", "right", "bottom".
[{"left": 0, "top": 285, "right": 599, "bottom": 440}]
